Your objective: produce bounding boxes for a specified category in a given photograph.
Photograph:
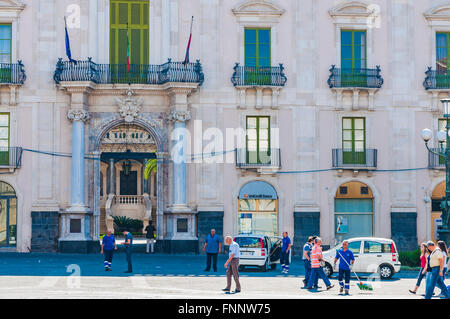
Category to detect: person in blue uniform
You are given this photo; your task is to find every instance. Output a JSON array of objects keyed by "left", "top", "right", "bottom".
[
  {"left": 101, "top": 229, "right": 117, "bottom": 271},
  {"left": 122, "top": 229, "right": 133, "bottom": 273},
  {"left": 281, "top": 232, "right": 292, "bottom": 274},
  {"left": 334, "top": 240, "right": 355, "bottom": 295}
]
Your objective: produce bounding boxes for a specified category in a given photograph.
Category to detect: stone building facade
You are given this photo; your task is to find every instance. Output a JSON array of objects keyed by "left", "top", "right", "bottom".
[{"left": 1, "top": 0, "right": 449, "bottom": 254}]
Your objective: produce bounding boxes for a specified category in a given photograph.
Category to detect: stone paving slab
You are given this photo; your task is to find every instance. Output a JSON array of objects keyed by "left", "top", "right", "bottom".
[{"left": 0, "top": 253, "right": 443, "bottom": 299}]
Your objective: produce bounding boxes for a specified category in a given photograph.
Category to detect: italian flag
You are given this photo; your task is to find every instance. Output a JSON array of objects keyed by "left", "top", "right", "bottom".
[{"left": 126, "top": 23, "right": 130, "bottom": 73}]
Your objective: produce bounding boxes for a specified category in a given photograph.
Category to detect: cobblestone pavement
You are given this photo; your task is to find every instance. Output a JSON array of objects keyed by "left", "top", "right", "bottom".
[{"left": 0, "top": 253, "right": 444, "bottom": 299}]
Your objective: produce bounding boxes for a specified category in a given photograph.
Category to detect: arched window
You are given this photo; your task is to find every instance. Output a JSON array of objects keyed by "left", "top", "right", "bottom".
[
  {"left": 431, "top": 182, "right": 445, "bottom": 241},
  {"left": 0, "top": 181, "right": 16, "bottom": 247},
  {"left": 238, "top": 181, "right": 278, "bottom": 236},
  {"left": 335, "top": 181, "right": 373, "bottom": 242}
]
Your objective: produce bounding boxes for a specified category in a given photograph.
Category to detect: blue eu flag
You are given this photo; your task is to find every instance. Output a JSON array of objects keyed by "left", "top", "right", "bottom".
[{"left": 65, "top": 17, "right": 77, "bottom": 64}]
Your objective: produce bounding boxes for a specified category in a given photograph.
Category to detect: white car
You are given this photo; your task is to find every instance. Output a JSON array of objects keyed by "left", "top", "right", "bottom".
[
  {"left": 233, "top": 234, "right": 286, "bottom": 271},
  {"left": 321, "top": 237, "right": 401, "bottom": 280}
]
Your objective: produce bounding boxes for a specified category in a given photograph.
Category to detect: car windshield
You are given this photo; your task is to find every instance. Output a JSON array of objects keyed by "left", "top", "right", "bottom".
[{"left": 234, "top": 237, "right": 263, "bottom": 248}]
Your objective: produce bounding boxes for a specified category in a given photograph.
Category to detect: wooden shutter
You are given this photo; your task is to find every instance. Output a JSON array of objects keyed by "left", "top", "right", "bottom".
[{"left": 110, "top": 1, "right": 149, "bottom": 65}]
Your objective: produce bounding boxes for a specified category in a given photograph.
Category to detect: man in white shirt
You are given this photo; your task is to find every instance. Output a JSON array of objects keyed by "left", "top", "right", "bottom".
[{"left": 223, "top": 236, "right": 241, "bottom": 293}]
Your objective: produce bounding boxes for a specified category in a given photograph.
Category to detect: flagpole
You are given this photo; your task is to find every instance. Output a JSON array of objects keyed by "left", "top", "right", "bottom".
[{"left": 183, "top": 16, "right": 194, "bottom": 81}]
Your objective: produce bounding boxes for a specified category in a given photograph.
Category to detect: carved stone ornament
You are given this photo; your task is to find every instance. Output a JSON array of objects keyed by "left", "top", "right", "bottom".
[
  {"left": 116, "top": 88, "right": 143, "bottom": 123},
  {"left": 168, "top": 110, "right": 191, "bottom": 123},
  {"left": 67, "top": 109, "right": 89, "bottom": 122}
]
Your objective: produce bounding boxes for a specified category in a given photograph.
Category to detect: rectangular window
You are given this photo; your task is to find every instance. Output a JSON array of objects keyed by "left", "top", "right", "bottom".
[
  {"left": 341, "top": 30, "right": 367, "bottom": 87},
  {"left": 342, "top": 117, "right": 366, "bottom": 165},
  {"left": 244, "top": 28, "right": 271, "bottom": 85},
  {"left": 110, "top": 0, "right": 149, "bottom": 82},
  {"left": 437, "top": 32, "right": 450, "bottom": 73},
  {"left": 0, "top": 113, "right": 9, "bottom": 166},
  {"left": 246, "top": 116, "right": 270, "bottom": 165},
  {"left": 436, "top": 33, "right": 450, "bottom": 87},
  {"left": 0, "top": 24, "right": 12, "bottom": 83}
]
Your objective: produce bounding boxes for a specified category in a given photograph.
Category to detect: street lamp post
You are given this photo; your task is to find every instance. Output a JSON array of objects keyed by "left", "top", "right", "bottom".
[{"left": 422, "top": 98, "right": 450, "bottom": 243}]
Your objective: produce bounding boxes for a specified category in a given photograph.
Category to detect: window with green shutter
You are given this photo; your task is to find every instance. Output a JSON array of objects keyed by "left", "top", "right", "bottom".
[
  {"left": 0, "top": 113, "right": 9, "bottom": 166},
  {"left": 342, "top": 117, "right": 366, "bottom": 165},
  {"left": 0, "top": 24, "right": 12, "bottom": 83},
  {"left": 244, "top": 28, "right": 271, "bottom": 85},
  {"left": 246, "top": 116, "right": 270, "bottom": 165},
  {"left": 436, "top": 32, "right": 450, "bottom": 88},
  {"left": 341, "top": 30, "right": 367, "bottom": 87},
  {"left": 110, "top": 0, "right": 149, "bottom": 83}
]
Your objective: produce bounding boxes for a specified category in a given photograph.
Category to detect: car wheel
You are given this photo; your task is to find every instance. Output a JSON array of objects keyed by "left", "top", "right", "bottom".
[
  {"left": 379, "top": 264, "right": 394, "bottom": 280},
  {"left": 323, "top": 262, "right": 333, "bottom": 277},
  {"left": 260, "top": 259, "right": 269, "bottom": 272},
  {"left": 271, "top": 263, "right": 277, "bottom": 270}
]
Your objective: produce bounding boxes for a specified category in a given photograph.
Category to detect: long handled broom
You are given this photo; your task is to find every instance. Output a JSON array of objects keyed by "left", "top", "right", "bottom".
[{"left": 336, "top": 250, "right": 373, "bottom": 291}]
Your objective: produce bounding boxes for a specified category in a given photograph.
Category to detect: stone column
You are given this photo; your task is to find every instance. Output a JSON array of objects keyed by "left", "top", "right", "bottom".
[
  {"left": 67, "top": 109, "right": 89, "bottom": 209},
  {"left": 143, "top": 158, "right": 149, "bottom": 195},
  {"left": 169, "top": 109, "right": 191, "bottom": 209},
  {"left": 109, "top": 158, "right": 115, "bottom": 195},
  {"left": 58, "top": 83, "right": 97, "bottom": 253}
]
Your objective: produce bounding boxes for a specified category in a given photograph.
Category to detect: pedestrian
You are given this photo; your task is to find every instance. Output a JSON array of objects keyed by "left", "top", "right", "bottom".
[
  {"left": 334, "top": 240, "right": 354, "bottom": 295},
  {"left": 145, "top": 221, "right": 155, "bottom": 254},
  {"left": 424, "top": 241, "right": 450, "bottom": 299},
  {"left": 437, "top": 240, "right": 448, "bottom": 297},
  {"left": 222, "top": 236, "right": 241, "bottom": 294},
  {"left": 409, "top": 243, "right": 429, "bottom": 294},
  {"left": 100, "top": 229, "right": 117, "bottom": 271},
  {"left": 302, "top": 236, "right": 314, "bottom": 288},
  {"left": 281, "top": 231, "right": 292, "bottom": 274},
  {"left": 202, "top": 228, "right": 222, "bottom": 272},
  {"left": 302, "top": 236, "right": 319, "bottom": 289},
  {"left": 306, "top": 237, "right": 334, "bottom": 291},
  {"left": 122, "top": 229, "right": 133, "bottom": 273}
]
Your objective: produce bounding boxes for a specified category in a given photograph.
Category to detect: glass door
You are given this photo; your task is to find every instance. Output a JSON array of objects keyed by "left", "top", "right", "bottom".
[
  {"left": 0, "top": 197, "right": 16, "bottom": 247},
  {"left": 341, "top": 30, "right": 367, "bottom": 87},
  {"left": 244, "top": 28, "right": 271, "bottom": 85}
]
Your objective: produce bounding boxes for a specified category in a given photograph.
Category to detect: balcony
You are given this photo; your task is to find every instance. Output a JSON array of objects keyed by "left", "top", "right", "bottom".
[
  {"left": 328, "top": 66, "right": 383, "bottom": 89},
  {"left": 231, "top": 63, "right": 287, "bottom": 87},
  {"left": 0, "top": 147, "right": 23, "bottom": 169},
  {"left": 423, "top": 67, "right": 450, "bottom": 90},
  {"left": 0, "top": 61, "right": 26, "bottom": 85},
  {"left": 53, "top": 58, "right": 204, "bottom": 86},
  {"left": 428, "top": 148, "right": 445, "bottom": 169},
  {"left": 332, "top": 149, "right": 377, "bottom": 169},
  {"left": 235, "top": 148, "right": 281, "bottom": 173}
]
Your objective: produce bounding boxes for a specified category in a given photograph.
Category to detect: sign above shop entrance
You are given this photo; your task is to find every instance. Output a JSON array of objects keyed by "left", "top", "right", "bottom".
[{"left": 238, "top": 181, "right": 277, "bottom": 200}]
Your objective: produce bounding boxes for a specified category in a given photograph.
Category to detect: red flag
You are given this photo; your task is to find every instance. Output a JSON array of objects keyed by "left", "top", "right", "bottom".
[{"left": 183, "top": 16, "right": 194, "bottom": 65}]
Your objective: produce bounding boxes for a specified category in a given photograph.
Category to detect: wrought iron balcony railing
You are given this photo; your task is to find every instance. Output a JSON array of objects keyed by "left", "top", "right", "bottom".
[
  {"left": 231, "top": 63, "right": 287, "bottom": 87},
  {"left": 54, "top": 58, "right": 204, "bottom": 85},
  {"left": 0, "top": 61, "right": 26, "bottom": 85},
  {"left": 0, "top": 147, "right": 23, "bottom": 168},
  {"left": 328, "top": 65, "right": 383, "bottom": 89},
  {"left": 235, "top": 148, "right": 281, "bottom": 169},
  {"left": 423, "top": 67, "right": 450, "bottom": 90},
  {"left": 332, "top": 149, "right": 377, "bottom": 169},
  {"left": 428, "top": 148, "right": 445, "bottom": 168}
]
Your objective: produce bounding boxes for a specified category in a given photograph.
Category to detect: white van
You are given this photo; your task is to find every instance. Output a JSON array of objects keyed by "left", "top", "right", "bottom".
[
  {"left": 233, "top": 235, "right": 284, "bottom": 271},
  {"left": 321, "top": 237, "right": 401, "bottom": 279}
]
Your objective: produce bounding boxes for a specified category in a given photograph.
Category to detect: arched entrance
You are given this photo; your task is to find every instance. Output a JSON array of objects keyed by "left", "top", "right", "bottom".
[
  {"left": 431, "top": 181, "right": 445, "bottom": 242},
  {"left": 98, "top": 123, "right": 158, "bottom": 236},
  {"left": 334, "top": 181, "right": 374, "bottom": 241},
  {"left": 0, "top": 181, "right": 17, "bottom": 247},
  {"left": 238, "top": 181, "right": 278, "bottom": 236}
]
